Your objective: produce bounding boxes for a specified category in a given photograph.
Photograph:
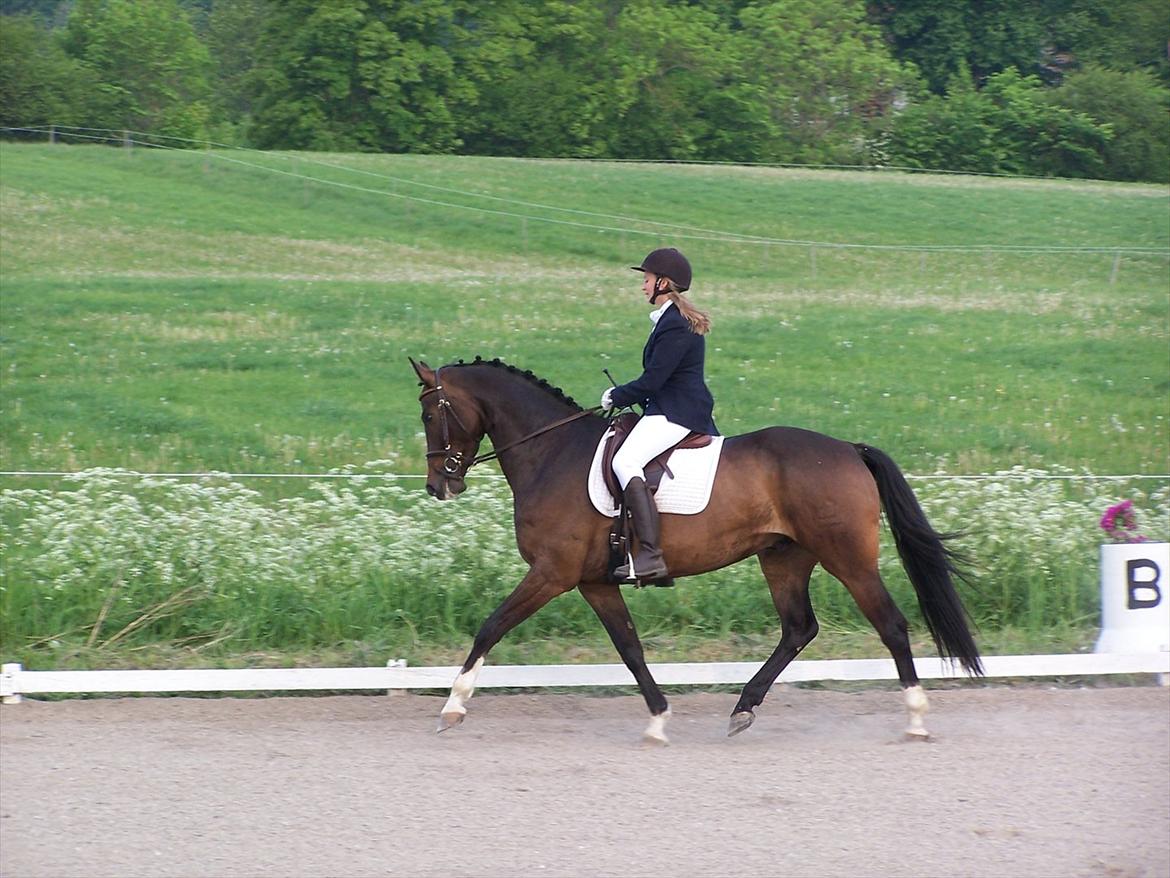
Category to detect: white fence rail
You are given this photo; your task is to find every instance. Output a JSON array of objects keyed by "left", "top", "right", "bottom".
[{"left": 3, "top": 653, "right": 1167, "bottom": 703}]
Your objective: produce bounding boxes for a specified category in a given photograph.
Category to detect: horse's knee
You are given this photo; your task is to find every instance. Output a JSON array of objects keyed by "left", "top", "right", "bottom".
[
  {"left": 782, "top": 613, "right": 818, "bottom": 651},
  {"left": 795, "top": 616, "right": 819, "bottom": 647}
]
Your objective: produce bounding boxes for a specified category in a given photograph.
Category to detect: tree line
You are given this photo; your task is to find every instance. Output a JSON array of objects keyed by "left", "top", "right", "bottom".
[{"left": 1, "top": 0, "right": 1167, "bottom": 181}]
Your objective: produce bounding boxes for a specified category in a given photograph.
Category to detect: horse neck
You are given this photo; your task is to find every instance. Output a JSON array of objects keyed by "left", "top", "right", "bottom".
[
  {"left": 459, "top": 369, "right": 600, "bottom": 487},
  {"left": 480, "top": 381, "right": 586, "bottom": 455}
]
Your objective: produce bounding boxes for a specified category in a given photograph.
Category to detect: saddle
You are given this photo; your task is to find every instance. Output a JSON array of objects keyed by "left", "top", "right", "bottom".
[{"left": 600, "top": 412, "right": 713, "bottom": 508}]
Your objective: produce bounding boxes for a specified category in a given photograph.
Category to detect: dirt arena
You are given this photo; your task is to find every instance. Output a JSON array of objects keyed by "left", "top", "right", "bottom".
[{"left": 2, "top": 684, "right": 1168, "bottom": 878}]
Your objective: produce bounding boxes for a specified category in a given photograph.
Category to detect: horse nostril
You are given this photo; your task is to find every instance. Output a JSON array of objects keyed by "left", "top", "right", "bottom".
[{"left": 426, "top": 483, "right": 438, "bottom": 497}]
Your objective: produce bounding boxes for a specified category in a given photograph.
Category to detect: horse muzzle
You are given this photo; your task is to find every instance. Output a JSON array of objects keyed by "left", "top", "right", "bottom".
[{"left": 427, "top": 474, "right": 467, "bottom": 500}]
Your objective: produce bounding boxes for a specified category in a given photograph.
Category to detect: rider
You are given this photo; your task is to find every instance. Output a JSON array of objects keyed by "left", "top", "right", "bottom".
[{"left": 601, "top": 247, "right": 718, "bottom": 581}]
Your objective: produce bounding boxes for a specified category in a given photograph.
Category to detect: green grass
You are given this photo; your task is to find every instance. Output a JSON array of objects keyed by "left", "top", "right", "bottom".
[
  {"left": 2, "top": 144, "right": 1166, "bottom": 477},
  {"left": 1, "top": 142, "right": 1168, "bottom": 670}
]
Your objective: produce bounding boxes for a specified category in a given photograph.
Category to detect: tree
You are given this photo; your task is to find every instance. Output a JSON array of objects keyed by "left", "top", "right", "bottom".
[
  {"left": 1046, "top": 0, "right": 1170, "bottom": 84},
  {"left": 981, "top": 67, "right": 1110, "bottom": 176},
  {"left": 872, "top": 1, "right": 1170, "bottom": 91},
  {"left": 204, "top": 0, "right": 270, "bottom": 141},
  {"left": 871, "top": 0, "right": 1050, "bottom": 94},
  {"left": 467, "top": 0, "right": 759, "bottom": 161},
  {"left": 598, "top": 1, "right": 765, "bottom": 162},
  {"left": 882, "top": 67, "right": 1112, "bottom": 177},
  {"left": 456, "top": 2, "right": 618, "bottom": 158},
  {"left": 457, "top": 1, "right": 776, "bottom": 162},
  {"left": 736, "top": 0, "right": 918, "bottom": 164},
  {"left": 1048, "top": 65, "right": 1170, "bottom": 181},
  {"left": 0, "top": 1, "right": 70, "bottom": 26},
  {"left": 61, "top": 0, "right": 212, "bottom": 140},
  {"left": 879, "top": 76, "right": 1008, "bottom": 173},
  {"left": 0, "top": 14, "right": 92, "bottom": 128},
  {"left": 247, "top": 0, "right": 481, "bottom": 153}
]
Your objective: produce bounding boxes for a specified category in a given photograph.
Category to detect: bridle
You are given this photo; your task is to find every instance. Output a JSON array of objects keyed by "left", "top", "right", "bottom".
[
  {"left": 419, "top": 373, "right": 473, "bottom": 477},
  {"left": 419, "top": 367, "right": 602, "bottom": 479}
]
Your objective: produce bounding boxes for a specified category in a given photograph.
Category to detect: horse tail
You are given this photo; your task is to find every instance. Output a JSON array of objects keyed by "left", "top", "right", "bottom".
[{"left": 853, "top": 443, "right": 984, "bottom": 676}]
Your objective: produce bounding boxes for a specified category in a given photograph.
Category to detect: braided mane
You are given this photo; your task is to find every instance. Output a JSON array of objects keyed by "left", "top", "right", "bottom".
[{"left": 448, "top": 356, "right": 583, "bottom": 411}]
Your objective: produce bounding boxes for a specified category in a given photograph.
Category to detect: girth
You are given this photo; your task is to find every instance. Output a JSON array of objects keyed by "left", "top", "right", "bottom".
[{"left": 601, "top": 412, "right": 712, "bottom": 507}]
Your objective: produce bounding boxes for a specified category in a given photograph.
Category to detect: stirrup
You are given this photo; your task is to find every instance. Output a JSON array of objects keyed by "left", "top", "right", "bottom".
[{"left": 616, "top": 551, "right": 672, "bottom": 587}]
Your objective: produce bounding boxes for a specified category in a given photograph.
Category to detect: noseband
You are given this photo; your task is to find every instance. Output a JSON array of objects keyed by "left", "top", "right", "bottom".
[{"left": 419, "top": 367, "right": 602, "bottom": 480}]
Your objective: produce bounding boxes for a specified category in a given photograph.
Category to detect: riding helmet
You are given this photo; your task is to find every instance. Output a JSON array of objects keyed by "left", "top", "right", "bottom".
[{"left": 631, "top": 247, "right": 692, "bottom": 292}]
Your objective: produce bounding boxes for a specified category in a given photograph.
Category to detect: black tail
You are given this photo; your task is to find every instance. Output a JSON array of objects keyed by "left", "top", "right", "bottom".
[{"left": 854, "top": 444, "right": 984, "bottom": 676}]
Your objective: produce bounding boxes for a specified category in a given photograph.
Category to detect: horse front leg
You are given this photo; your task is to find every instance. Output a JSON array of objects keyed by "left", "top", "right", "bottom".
[
  {"left": 578, "top": 583, "right": 671, "bottom": 745},
  {"left": 438, "top": 566, "right": 572, "bottom": 732}
]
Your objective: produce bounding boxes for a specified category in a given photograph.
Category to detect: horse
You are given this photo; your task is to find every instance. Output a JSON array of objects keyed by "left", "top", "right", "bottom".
[{"left": 410, "top": 356, "right": 983, "bottom": 744}]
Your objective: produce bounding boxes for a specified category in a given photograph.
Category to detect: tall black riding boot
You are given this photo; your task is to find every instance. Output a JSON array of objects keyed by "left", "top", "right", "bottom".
[{"left": 614, "top": 477, "right": 669, "bottom": 581}]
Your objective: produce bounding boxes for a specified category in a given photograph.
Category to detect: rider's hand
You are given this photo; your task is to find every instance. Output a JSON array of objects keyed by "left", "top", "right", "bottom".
[{"left": 600, "top": 388, "right": 614, "bottom": 410}]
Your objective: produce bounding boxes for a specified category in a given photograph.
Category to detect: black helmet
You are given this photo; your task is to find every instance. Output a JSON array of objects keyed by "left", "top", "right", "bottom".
[{"left": 631, "top": 247, "right": 691, "bottom": 292}]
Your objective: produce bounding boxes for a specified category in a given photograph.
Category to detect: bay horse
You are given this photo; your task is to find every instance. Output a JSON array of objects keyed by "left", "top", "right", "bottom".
[{"left": 410, "top": 356, "right": 982, "bottom": 743}]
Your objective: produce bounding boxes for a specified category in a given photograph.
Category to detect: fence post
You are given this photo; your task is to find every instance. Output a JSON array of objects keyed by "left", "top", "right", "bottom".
[
  {"left": 1, "top": 663, "right": 21, "bottom": 704},
  {"left": 1110, "top": 251, "right": 1122, "bottom": 286},
  {"left": 809, "top": 245, "right": 817, "bottom": 281},
  {"left": 49, "top": 125, "right": 57, "bottom": 144},
  {"left": 386, "top": 658, "right": 408, "bottom": 697},
  {"left": 123, "top": 130, "right": 131, "bottom": 150}
]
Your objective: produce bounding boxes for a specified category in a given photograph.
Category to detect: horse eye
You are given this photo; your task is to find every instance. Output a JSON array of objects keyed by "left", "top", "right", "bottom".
[{"left": 421, "top": 413, "right": 433, "bottom": 424}]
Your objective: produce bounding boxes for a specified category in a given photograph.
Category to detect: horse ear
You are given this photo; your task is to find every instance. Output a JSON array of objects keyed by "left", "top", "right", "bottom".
[{"left": 408, "top": 357, "right": 436, "bottom": 387}]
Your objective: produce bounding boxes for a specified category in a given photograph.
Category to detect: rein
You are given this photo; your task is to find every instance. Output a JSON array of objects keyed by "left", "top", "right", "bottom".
[{"left": 420, "top": 369, "right": 602, "bottom": 477}]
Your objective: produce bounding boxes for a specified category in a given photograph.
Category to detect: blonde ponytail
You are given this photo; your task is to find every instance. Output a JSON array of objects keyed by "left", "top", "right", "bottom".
[{"left": 666, "top": 284, "right": 711, "bottom": 335}]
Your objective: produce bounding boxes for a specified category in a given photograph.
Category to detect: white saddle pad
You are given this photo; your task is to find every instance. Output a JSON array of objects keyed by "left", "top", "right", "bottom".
[{"left": 588, "top": 430, "right": 725, "bottom": 517}]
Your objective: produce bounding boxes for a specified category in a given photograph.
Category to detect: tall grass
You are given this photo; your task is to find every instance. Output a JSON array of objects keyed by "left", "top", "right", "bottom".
[{"left": 2, "top": 467, "right": 1166, "bottom": 669}]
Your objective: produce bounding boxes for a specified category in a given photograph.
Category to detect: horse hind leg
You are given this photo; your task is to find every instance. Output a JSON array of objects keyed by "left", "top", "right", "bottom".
[
  {"left": 729, "top": 543, "right": 819, "bottom": 737},
  {"left": 824, "top": 558, "right": 931, "bottom": 740},
  {"left": 859, "top": 578, "right": 931, "bottom": 740}
]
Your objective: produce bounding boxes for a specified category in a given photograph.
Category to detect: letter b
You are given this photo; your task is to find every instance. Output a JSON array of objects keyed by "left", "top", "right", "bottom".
[{"left": 1127, "top": 559, "right": 1162, "bottom": 610}]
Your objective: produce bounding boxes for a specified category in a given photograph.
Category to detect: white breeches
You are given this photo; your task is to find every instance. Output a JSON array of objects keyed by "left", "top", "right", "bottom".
[{"left": 612, "top": 415, "right": 691, "bottom": 490}]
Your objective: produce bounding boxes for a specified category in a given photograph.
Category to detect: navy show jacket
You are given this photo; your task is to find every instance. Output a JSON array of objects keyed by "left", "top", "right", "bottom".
[{"left": 610, "top": 303, "right": 719, "bottom": 435}]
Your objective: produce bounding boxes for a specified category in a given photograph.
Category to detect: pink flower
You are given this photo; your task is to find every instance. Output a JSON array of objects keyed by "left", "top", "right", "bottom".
[{"left": 1100, "top": 500, "right": 1148, "bottom": 543}]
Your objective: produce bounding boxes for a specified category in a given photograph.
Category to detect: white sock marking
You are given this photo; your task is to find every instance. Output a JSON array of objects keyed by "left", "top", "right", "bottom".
[
  {"left": 442, "top": 656, "right": 484, "bottom": 717},
  {"left": 904, "top": 684, "right": 930, "bottom": 738}
]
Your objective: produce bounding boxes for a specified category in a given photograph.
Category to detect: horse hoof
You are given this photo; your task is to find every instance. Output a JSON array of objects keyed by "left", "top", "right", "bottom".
[
  {"left": 642, "top": 710, "right": 670, "bottom": 746},
  {"left": 728, "top": 711, "right": 755, "bottom": 737},
  {"left": 903, "top": 728, "right": 931, "bottom": 742},
  {"left": 642, "top": 728, "right": 670, "bottom": 747},
  {"left": 436, "top": 709, "right": 466, "bottom": 733}
]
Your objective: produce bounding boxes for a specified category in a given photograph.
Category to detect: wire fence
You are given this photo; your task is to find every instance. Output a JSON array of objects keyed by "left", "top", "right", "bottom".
[
  {"left": 4, "top": 125, "right": 1167, "bottom": 257},
  {"left": 6, "top": 122, "right": 1164, "bottom": 181},
  {"left": 1, "top": 470, "right": 1167, "bottom": 483}
]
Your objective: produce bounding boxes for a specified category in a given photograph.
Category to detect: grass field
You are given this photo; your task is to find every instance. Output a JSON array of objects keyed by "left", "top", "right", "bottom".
[{"left": 1, "top": 142, "right": 1168, "bottom": 670}]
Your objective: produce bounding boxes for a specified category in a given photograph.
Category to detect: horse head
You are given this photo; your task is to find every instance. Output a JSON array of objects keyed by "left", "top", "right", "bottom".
[{"left": 410, "top": 357, "right": 486, "bottom": 500}]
